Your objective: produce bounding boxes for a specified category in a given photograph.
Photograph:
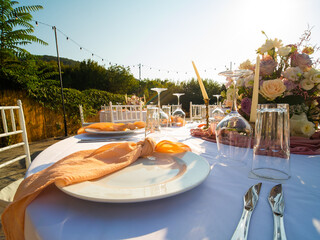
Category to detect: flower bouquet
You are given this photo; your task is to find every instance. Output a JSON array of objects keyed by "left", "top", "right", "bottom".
[
  {"left": 126, "top": 94, "right": 144, "bottom": 105},
  {"left": 222, "top": 29, "right": 320, "bottom": 138}
]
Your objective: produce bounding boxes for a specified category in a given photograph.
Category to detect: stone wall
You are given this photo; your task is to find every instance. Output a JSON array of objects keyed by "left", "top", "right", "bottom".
[{"left": 0, "top": 90, "right": 81, "bottom": 142}]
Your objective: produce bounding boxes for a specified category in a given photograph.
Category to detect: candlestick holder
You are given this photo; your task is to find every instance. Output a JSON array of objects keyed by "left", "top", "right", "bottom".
[{"left": 204, "top": 99, "right": 209, "bottom": 129}]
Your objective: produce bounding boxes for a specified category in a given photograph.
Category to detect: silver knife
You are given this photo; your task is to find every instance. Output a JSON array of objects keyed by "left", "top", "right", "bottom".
[
  {"left": 231, "top": 182, "right": 262, "bottom": 240},
  {"left": 268, "top": 184, "right": 287, "bottom": 240}
]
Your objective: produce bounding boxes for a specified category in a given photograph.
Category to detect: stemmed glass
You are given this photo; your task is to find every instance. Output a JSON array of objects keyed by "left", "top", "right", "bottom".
[
  {"left": 172, "top": 93, "right": 186, "bottom": 127},
  {"left": 151, "top": 88, "right": 169, "bottom": 128},
  {"left": 210, "top": 95, "right": 225, "bottom": 135},
  {"left": 215, "top": 69, "right": 253, "bottom": 165}
]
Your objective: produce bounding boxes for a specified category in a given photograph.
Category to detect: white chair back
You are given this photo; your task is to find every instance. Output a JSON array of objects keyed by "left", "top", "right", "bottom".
[
  {"left": 79, "top": 105, "right": 100, "bottom": 126},
  {"left": 0, "top": 100, "right": 31, "bottom": 169},
  {"left": 109, "top": 102, "right": 143, "bottom": 123},
  {"left": 171, "top": 104, "right": 180, "bottom": 113}
]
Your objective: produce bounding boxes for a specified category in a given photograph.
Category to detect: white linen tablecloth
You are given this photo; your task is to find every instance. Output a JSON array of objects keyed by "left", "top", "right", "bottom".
[{"left": 24, "top": 124, "right": 320, "bottom": 240}]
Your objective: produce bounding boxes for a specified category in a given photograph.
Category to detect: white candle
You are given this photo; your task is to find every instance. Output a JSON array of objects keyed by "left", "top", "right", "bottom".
[
  {"left": 250, "top": 56, "right": 260, "bottom": 123},
  {"left": 192, "top": 61, "right": 209, "bottom": 100}
]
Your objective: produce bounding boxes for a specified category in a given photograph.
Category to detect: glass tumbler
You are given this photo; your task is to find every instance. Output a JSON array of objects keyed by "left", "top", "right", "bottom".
[
  {"left": 251, "top": 104, "right": 291, "bottom": 180},
  {"left": 145, "top": 106, "right": 161, "bottom": 139}
]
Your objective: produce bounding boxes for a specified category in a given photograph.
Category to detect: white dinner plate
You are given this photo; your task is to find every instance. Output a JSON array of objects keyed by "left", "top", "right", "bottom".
[
  {"left": 84, "top": 128, "right": 141, "bottom": 135},
  {"left": 57, "top": 151, "right": 211, "bottom": 203}
]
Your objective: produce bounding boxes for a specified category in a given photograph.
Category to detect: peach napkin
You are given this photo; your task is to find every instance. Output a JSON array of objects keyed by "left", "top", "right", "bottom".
[
  {"left": 77, "top": 121, "right": 146, "bottom": 134},
  {"left": 1, "top": 138, "right": 190, "bottom": 240}
]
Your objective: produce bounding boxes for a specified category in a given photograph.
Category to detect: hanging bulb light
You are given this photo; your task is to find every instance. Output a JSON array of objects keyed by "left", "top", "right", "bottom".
[
  {"left": 35, "top": 21, "right": 38, "bottom": 26},
  {"left": 80, "top": 47, "right": 82, "bottom": 50},
  {"left": 66, "top": 37, "right": 69, "bottom": 40}
]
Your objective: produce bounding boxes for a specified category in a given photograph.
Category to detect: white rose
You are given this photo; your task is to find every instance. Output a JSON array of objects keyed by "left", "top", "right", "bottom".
[
  {"left": 300, "top": 121, "right": 316, "bottom": 137},
  {"left": 278, "top": 46, "right": 291, "bottom": 57},
  {"left": 283, "top": 67, "right": 303, "bottom": 82},
  {"left": 304, "top": 68, "right": 320, "bottom": 83},
  {"left": 290, "top": 113, "right": 315, "bottom": 138},
  {"left": 300, "top": 79, "right": 314, "bottom": 90}
]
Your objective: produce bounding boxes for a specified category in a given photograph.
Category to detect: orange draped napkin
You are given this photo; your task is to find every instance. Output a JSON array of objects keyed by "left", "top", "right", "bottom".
[
  {"left": 1, "top": 138, "right": 191, "bottom": 240},
  {"left": 77, "top": 121, "right": 146, "bottom": 134}
]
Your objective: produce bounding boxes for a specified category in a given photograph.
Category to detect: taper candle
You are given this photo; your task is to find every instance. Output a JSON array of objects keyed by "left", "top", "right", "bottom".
[
  {"left": 192, "top": 61, "right": 209, "bottom": 100},
  {"left": 249, "top": 56, "right": 260, "bottom": 122}
]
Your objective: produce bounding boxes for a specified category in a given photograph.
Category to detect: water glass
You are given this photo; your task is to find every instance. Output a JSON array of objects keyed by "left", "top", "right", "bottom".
[
  {"left": 251, "top": 104, "right": 291, "bottom": 180},
  {"left": 145, "top": 106, "right": 161, "bottom": 139}
]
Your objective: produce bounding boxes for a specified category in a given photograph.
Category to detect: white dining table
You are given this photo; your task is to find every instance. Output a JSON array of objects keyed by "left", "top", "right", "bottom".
[{"left": 24, "top": 124, "right": 320, "bottom": 240}]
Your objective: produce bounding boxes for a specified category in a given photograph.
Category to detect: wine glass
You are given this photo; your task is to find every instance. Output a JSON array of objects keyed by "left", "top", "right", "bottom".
[
  {"left": 215, "top": 69, "right": 253, "bottom": 165},
  {"left": 210, "top": 95, "right": 225, "bottom": 136},
  {"left": 172, "top": 93, "right": 186, "bottom": 127},
  {"left": 151, "top": 88, "right": 169, "bottom": 128}
]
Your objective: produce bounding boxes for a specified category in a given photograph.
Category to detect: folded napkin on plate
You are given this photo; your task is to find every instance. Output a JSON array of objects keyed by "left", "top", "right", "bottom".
[
  {"left": 1, "top": 138, "right": 190, "bottom": 240},
  {"left": 77, "top": 121, "right": 146, "bottom": 134}
]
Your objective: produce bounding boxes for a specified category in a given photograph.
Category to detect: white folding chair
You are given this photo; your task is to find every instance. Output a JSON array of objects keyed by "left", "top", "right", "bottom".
[
  {"left": 0, "top": 100, "right": 30, "bottom": 215},
  {"left": 109, "top": 101, "right": 143, "bottom": 123},
  {"left": 189, "top": 102, "right": 206, "bottom": 122},
  {"left": 79, "top": 105, "right": 99, "bottom": 126}
]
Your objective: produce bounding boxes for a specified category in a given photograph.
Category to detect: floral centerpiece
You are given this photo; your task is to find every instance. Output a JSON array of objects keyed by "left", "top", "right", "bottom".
[
  {"left": 222, "top": 29, "right": 320, "bottom": 138},
  {"left": 126, "top": 94, "right": 144, "bottom": 105}
]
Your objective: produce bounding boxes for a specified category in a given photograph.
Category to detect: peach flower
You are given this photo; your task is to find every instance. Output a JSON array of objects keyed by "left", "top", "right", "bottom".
[{"left": 260, "top": 79, "right": 286, "bottom": 101}]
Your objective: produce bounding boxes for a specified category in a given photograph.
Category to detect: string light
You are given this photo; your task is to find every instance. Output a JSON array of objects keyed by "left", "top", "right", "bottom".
[{"left": 32, "top": 19, "right": 226, "bottom": 80}]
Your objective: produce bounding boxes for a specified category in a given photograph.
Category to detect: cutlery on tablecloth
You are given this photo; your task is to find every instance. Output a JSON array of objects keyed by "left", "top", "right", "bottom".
[
  {"left": 231, "top": 182, "right": 262, "bottom": 240},
  {"left": 268, "top": 184, "right": 287, "bottom": 240}
]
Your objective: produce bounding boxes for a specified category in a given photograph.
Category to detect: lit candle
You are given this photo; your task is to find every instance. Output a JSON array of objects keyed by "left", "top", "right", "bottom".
[
  {"left": 250, "top": 56, "right": 260, "bottom": 123},
  {"left": 192, "top": 61, "right": 209, "bottom": 100}
]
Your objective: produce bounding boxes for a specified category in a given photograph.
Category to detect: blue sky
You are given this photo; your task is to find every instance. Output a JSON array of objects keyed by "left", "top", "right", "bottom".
[{"left": 22, "top": 0, "right": 320, "bottom": 83}]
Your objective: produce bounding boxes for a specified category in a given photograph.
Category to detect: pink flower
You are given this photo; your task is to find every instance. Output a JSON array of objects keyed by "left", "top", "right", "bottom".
[
  {"left": 291, "top": 53, "right": 312, "bottom": 71},
  {"left": 241, "top": 97, "right": 252, "bottom": 116},
  {"left": 260, "top": 56, "right": 277, "bottom": 76}
]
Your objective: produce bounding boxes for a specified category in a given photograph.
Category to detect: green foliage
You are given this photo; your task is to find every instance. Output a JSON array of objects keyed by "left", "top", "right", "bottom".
[{"left": 0, "top": 0, "right": 47, "bottom": 62}]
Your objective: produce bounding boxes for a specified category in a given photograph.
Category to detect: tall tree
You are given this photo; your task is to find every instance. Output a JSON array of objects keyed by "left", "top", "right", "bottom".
[{"left": 0, "top": 0, "right": 47, "bottom": 63}]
